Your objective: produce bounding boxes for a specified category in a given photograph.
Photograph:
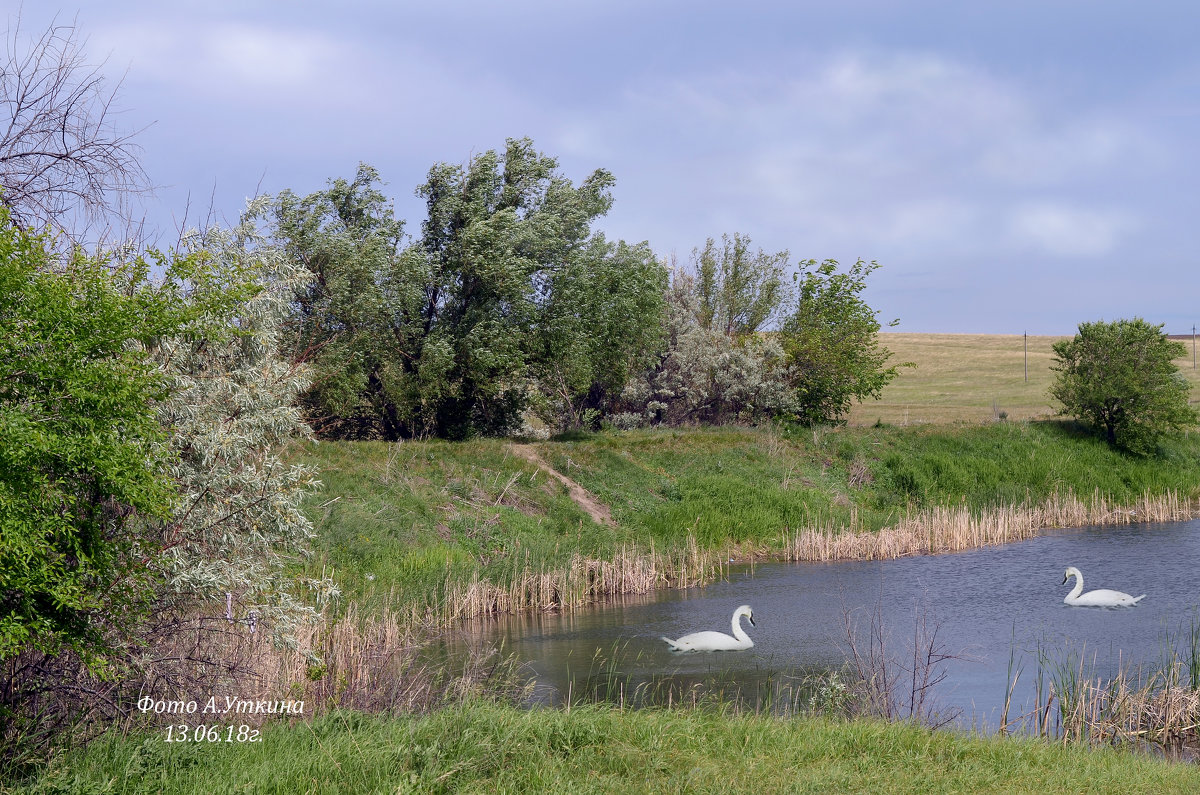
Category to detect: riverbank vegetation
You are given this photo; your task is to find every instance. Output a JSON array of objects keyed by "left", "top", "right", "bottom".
[{"left": 301, "top": 420, "right": 1200, "bottom": 618}]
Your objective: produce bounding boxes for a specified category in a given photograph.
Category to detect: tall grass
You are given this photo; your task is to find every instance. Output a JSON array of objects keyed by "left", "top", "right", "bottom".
[
  {"left": 441, "top": 540, "right": 723, "bottom": 621},
  {"left": 15, "top": 700, "right": 1200, "bottom": 794}
]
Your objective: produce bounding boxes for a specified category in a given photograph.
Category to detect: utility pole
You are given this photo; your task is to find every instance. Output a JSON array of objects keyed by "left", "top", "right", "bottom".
[
  {"left": 1024, "top": 331, "right": 1028, "bottom": 382},
  {"left": 1193, "top": 324, "right": 1196, "bottom": 370}
]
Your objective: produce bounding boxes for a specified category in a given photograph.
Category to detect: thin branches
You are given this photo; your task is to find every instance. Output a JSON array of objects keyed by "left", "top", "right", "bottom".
[{"left": 1, "top": 12, "right": 149, "bottom": 243}]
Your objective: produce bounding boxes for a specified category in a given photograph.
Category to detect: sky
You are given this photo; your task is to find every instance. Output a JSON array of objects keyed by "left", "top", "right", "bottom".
[{"left": 9, "top": 1, "right": 1200, "bottom": 334}]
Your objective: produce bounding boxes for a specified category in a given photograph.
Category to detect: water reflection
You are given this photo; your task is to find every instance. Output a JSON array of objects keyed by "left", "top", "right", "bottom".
[{"left": 440, "top": 519, "right": 1200, "bottom": 730}]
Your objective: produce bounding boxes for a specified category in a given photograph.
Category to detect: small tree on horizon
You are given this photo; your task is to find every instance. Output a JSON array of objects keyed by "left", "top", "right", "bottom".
[
  {"left": 1050, "top": 317, "right": 1198, "bottom": 455},
  {"left": 779, "top": 258, "right": 905, "bottom": 425}
]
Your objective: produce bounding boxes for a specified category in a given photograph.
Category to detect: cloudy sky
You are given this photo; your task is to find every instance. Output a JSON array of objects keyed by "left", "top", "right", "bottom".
[{"left": 11, "top": 1, "right": 1200, "bottom": 333}]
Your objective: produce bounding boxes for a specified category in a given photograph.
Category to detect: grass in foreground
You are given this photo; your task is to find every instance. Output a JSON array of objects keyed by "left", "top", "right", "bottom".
[{"left": 14, "top": 701, "right": 1200, "bottom": 794}]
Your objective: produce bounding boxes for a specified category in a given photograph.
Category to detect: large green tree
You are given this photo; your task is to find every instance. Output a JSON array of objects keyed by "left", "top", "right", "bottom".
[
  {"left": 414, "top": 138, "right": 617, "bottom": 438},
  {"left": 530, "top": 235, "right": 666, "bottom": 430},
  {"left": 1050, "top": 318, "right": 1197, "bottom": 454},
  {"left": 270, "top": 164, "right": 409, "bottom": 439},
  {"left": 779, "top": 259, "right": 903, "bottom": 425},
  {"left": 275, "top": 139, "right": 662, "bottom": 439},
  {"left": 0, "top": 211, "right": 181, "bottom": 669}
]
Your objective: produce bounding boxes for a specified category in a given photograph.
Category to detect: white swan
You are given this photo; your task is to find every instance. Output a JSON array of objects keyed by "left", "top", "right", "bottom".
[
  {"left": 1061, "top": 566, "right": 1145, "bottom": 607},
  {"left": 661, "top": 605, "right": 755, "bottom": 652}
]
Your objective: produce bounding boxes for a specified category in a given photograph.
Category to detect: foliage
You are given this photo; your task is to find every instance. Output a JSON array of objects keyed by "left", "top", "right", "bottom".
[
  {"left": 2, "top": 209, "right": 333, "bottom": 772},
  {"left": 780, "top": 259, "right": 904, "bottom": 425},
  {"left": 412, "top": 138, "right": 618, "bottom": 438},
  {"left": 0, "top": 16, "right": 147, "bottom": 242},
  {"left": 1050, "top": 318, "right": 1198, "bottom": 454},
  {"left": 694, "top": 232, "right": 790, "bottom": 336},
  {"left": 618, "top": 268, "right": 795, "bottom": 427},
  {"left": 148, "top": 202, "right": 334, "bottom": 639},
  {"left": 0, "top": 209, "right": 179, "bottom": 669},
  {"left": 272, "top": 140, "right": 658, "bottom": 439},
  {"left": 530, "top": 235, "right": 667, "bottom": 431},
  {"left": 269, "top": 163, "right": 410, "bottom": 439}
]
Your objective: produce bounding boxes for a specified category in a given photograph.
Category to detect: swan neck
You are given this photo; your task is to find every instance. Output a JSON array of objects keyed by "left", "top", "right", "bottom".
[
  {"left": 1067, "top": 572, "right": 1083, "bottom": 600},
  {"left": 732, "top": 612, "right": 750, "bottom": 643}
]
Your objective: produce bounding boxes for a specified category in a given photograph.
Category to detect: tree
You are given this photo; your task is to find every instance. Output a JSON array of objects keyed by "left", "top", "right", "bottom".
[
  {"left": 413, "top": 138, "right": 615, "bottom": 438},
  {"left": 1050, "top": 318, "right": 1197, "bottom": 454},
  {"left": 530, "top": 235, "right": 667, "bottom": 430},
  {"left": 0, "top": 207, "right": 179, "bottom": 670},
  {"left": 274, "top": 140, "right": 652, "bottom": 439},
  {"left": 693, "top": 233, "right": 789, "bottom": 337},
  {"left": 0, "top": 15, "right": 147, "bottom": 241},
  {"left": 148, "top": 202, "right": 333, "bottom": 640},
  {"left": 270, "top": 164, "right": 410, "bottom": 439},
  {"left": 779, "top": 259, "right": 904, "bottom": 425},
  {"left": 618, "top": 266, "right": 795, "bottom": 427}
]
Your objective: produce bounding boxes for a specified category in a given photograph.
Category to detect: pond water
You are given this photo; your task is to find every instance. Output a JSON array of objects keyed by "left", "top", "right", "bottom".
[{"left": 446, "top": 519, "right": 1200, "bottom": 731}]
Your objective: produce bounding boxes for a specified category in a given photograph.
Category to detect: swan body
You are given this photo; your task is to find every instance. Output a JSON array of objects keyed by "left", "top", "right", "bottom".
[
  {"left": 661, "top": 605, "right": 755, "bottom": 652},
  {"left": 1062, "top": 566, "right": 1145, "bottom": 607}
]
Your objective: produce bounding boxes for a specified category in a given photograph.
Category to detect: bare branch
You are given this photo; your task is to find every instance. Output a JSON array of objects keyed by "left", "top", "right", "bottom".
[{"left": 0, "top": 11, "right": 151, "bottom": 246}]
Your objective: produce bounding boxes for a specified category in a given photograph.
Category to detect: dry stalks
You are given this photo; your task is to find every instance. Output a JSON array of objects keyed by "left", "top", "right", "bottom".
[
  {"left": 786, "top": 489, "right": 1198, "bottom": 562},
  {"left": 840, "top": 597, "right": 966, "bottom": 728},
  {"left": 1016, "top": 666, "right": 1200, "bottom": 757},
  {"left": 442, "top": 539, "right": 724, "bottom": 621},
  {"left": 3, "top": 607, "right": 530, "bottom": 769}
]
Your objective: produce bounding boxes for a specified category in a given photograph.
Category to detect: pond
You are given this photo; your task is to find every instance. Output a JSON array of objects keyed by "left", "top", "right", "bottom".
[{"left": 447, "top": 518, "right": 1200, "bottom": 731}]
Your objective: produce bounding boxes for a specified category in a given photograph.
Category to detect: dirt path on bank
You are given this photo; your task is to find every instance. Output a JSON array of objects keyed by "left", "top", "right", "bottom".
[{"left": 509, "top": 443, "right": 614, "bottom": 526}]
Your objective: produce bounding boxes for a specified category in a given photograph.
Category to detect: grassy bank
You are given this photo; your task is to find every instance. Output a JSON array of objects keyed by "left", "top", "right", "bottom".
[
  {"left": 300, "top": 419, "right": 1200, "bottom": 620},
  {"left": 15, "top": 701, "right": 1200, "bottom": 794}
]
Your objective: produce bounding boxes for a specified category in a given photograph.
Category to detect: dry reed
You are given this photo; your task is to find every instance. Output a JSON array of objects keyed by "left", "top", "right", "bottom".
[
  {"left": 442, "top": 538, "right": 724, "bottom": 621},
  {"left": 785, "top": 489, "right": 1199, "bottom": 562},
  {"left": 100, "top": 607, "right": 531, "bottom": 738},
  {"left": 1016, "top": 667, "right": 1200, "bottom": 757}
]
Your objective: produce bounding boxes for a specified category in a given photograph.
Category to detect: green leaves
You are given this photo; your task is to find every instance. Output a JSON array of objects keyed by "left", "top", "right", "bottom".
[
  {"left": 779, "top": 259, "right": 905, "bottom": 425},
  {"left": 694, "top": 233, "right": 789, "bottom": 337},
  {"left": 1050, "top": 318, "right": 1197, "bottom": 455},
  {"left": 0, "top": 212, "right": 181, "bottom": 667},
  {"left": 274, "top": 139, "right": 654, "bottom": 439}
]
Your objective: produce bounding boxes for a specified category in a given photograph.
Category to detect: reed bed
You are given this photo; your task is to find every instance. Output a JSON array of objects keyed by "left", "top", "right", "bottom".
[
  {"left": 1046, "top": 676, "right": 1200, "bottom": 753},
  {"left": 441, "top": 538, "right": 724, "bottom": 621},
  {"left": 106, "top": 607, "right": 531, "bottom": 737},
  {"left": 785, "top": 488, "right": 1199, "bottom": 562},
  {"left": 1006, "top": 645, "right": 1200, "bottom": 759}
]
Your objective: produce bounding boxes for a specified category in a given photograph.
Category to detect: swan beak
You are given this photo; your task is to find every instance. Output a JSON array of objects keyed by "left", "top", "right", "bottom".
[
  {"left": 1061, "top": 574, "right": 1068, "bottom": 585},
  {"left": 749, "top": 614, "right": 756, "bottom": 627}
]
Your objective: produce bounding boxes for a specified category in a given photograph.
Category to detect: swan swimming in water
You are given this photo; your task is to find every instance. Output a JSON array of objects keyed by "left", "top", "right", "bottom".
[
  {"left": 661, "top": 605, "right": 755, "bottom": 652},
  {"left": 1061, "top": 566, "right": 1145, "bottom": 607}
]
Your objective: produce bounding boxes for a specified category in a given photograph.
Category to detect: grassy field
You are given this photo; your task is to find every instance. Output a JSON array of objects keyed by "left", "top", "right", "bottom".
[
  {"left": 846, "top": 332, "right": 1200, "bottom": 426},
  {"left": 16, "top": 702, "right": 1200, "bottom": 794}
]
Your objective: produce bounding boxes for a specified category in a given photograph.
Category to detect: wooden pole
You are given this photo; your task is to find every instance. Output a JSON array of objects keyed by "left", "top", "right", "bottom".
[{"left": 1024, "top": 331, "right": 1028, "bottom": 382}]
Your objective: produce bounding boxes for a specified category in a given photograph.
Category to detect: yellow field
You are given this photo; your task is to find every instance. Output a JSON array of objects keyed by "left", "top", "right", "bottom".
[{"left": 846, "top": 332, "right": 1200, "bottom": 426}]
